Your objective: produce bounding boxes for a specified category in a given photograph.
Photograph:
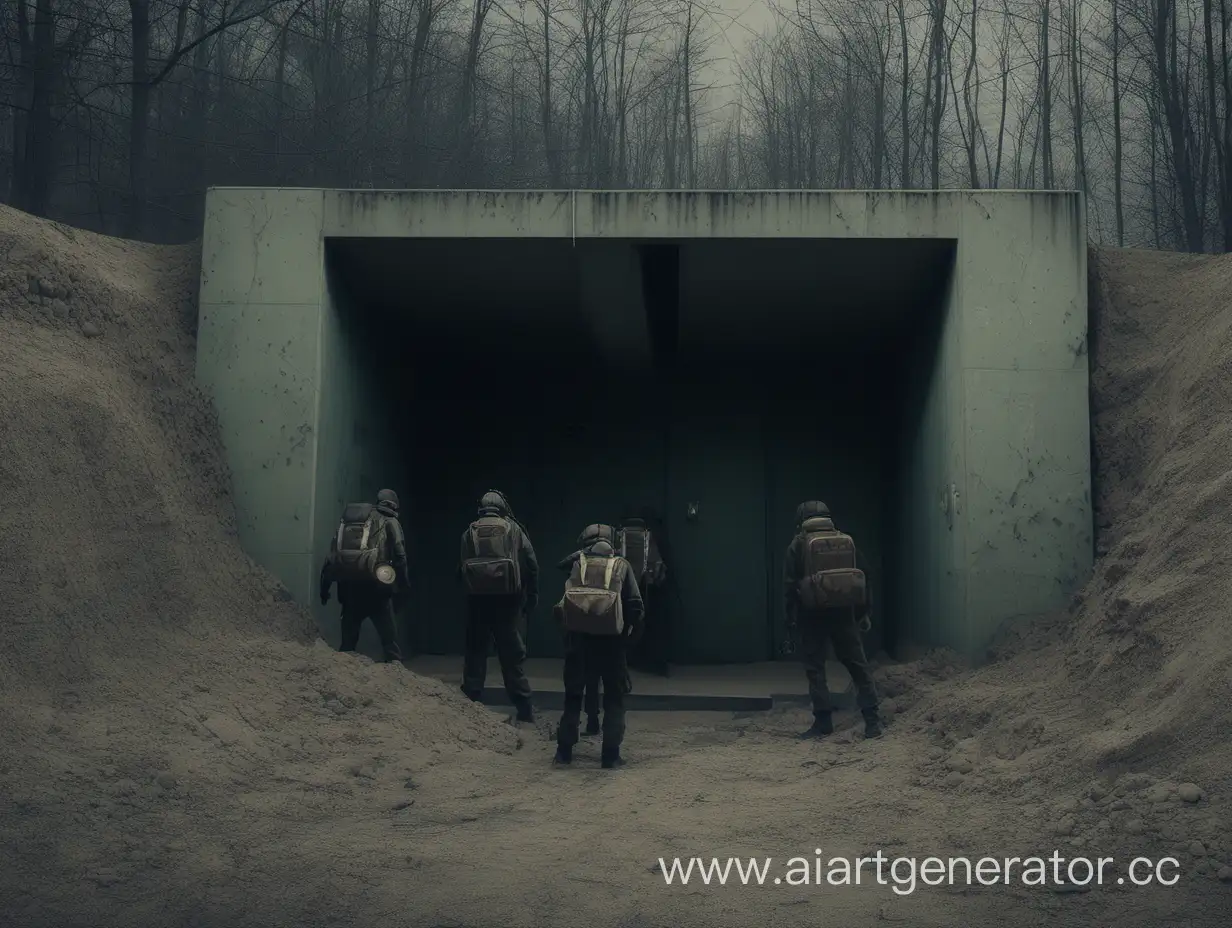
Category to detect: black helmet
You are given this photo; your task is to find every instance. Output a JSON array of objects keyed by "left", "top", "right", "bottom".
[
  {"left": 578, "top": 523, "right": 615, "bottom": 546},
  {"left": 478, "top": 490, "right": 511, "bottom": 516},
  {"left": 376, "top": 488, "right": 400, "bottom": 510},
  {"left": 795, "top": 500, "right": 830, "bottom": 525}
]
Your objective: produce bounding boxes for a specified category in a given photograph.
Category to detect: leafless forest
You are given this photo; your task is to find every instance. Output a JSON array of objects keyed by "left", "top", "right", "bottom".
[{"left": 0, "top": 0, "right": 1229, "bottom": 249}]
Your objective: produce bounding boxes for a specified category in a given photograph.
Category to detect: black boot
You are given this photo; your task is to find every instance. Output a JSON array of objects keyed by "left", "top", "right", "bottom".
[
  {"left": 798, "top": 712, "right": 834, "bottom": 738},
  {"left": 862, "top": 708, "right": 883, "bottom": 739},
  {"left": 601, "top": 750, "right": 625, "bottom": 769},
  {"left": 514, "top": 699, "right": 534, "bottom": 723},
  {"left": 554, "top": 743, "right": 573, "bottom": 764},
  {"left": 584, "top": 714, "right": 601, "bottom": 736}
]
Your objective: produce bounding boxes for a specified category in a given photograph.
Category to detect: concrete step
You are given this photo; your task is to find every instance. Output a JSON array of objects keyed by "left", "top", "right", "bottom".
[{"left": 406, "top": 655, "right": 854, "bottom": 712}]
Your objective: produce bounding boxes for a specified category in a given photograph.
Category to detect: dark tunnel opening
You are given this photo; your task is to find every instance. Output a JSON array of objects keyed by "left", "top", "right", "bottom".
[{"left": 322, "top": 236, "right": 956, "bottom": 664}]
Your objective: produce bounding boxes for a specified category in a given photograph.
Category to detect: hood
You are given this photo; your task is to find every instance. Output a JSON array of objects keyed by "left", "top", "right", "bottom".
[
  {"left": 478, "top": 490, "right": 511, "bottom": 517},
  {"left": 795, "top": 500, "right": 830, "bottom": 525},
  {"left": 376, "top": 488, "right": 400, "bottom": 518}
]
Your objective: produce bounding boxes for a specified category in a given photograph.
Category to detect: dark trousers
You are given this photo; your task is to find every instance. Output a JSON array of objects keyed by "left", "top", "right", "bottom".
[
  {"left": 558, "top": 632, "right": 631, "bottom": 758},
  {"left": 584, "top": 667, "right": 601, "bottom": 720},
  {"left": 339, "top": 591, "right": 402, "bottom": 662},
  {"left": 462, "top": 595, "right": 532, "bottom": 708},
  {"left": 798, "top": 606, "right": 878, "bottom": 715}
]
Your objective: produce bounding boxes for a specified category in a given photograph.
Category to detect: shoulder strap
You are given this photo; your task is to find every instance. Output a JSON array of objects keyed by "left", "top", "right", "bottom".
[
  {"left": 578, "top": 553, "right": 589, "bottom": 583},
  {"left": 604, "top": 557, "right": 616, "bottom": 590}
]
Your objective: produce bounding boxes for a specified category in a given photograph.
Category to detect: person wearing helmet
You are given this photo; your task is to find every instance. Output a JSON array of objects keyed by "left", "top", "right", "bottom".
[
  {"left": 457, "top": 490, "right": 539, "bottom": 722},
  {"left": 552, "top": 525, "right": 644, "bottom": 768},
  {"left": 618, "top": 505, "right": 670, "bottom": 676},
  {"left": 783, "top": 500, "right": 882, "bottom": 739},
  {"left": 319, "top": 488, "right": 409, "bottom": 663},
  {"left": 556, "top": 523, "right": 618, "bottom": 735}
]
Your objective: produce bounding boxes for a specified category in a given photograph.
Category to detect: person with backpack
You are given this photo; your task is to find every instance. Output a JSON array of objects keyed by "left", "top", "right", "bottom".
[
  {"left": 618, "top": 508, "right": 669, "bottom": 676},
  {"left": 555, "top": 523, "right": 618, "bottom": 736},
  {"left": 783, "top": 500, "right": 882, "bottom": 740},
  {"left": 319, "top": 488, "right": 410, "bottom": 663},
  {"left": 552, "top": 527, "right": 644, "bottom": 769},
  {"left": 457, "top": 490, "right": 539, "bottom": 722}
]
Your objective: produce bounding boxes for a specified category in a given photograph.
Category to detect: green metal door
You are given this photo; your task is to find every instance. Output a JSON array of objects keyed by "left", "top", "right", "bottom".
[{"left": 666, "top": 388, "right": 770, "bottom": 663}]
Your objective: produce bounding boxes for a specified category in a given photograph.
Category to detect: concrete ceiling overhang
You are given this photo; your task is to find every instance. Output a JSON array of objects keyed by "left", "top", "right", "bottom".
[
  {"left": 326, "top": 236, "right": 955, "bottom": 367},
  {"left": 677, "top": 238, "right": 956, "bottom": 363},
  {"left": 327, "top": 237, "right": 585, "bottom": 360}
]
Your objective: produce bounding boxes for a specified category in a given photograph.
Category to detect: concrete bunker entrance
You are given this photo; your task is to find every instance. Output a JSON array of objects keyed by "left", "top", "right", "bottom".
[{"left": 322, "top": 235, "right": 957, "bottom": 664}]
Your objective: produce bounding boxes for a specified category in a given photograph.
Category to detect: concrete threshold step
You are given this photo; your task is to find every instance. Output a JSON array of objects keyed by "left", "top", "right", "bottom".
[{"left": 406, "top": 655, "right": 854, "bottom": 712}]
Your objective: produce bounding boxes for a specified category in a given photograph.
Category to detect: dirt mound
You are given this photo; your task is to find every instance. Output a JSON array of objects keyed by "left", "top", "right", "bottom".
[
  {"left": 1066, "top": 247, "right": 1232, "bottom": 774},
  {"left": 904, "top": 247, "right": 1232, "bottom": 803},
  {"left": 0, "top": 204, "right": 517, "bottom": 867}
]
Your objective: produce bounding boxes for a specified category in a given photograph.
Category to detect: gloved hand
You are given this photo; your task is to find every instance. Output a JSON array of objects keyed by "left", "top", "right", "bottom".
[
  {"left": 525, "top": 595, "right": 538, "bottom": 613},
  {"left": 627, "top": 623, "right": 644, "bottom": 646},
  {"left": 320, "top": 592, "right": 330, "bottom": 606},
  {"left": 858, "top": 613, "right": 872, "bottom": 633}
]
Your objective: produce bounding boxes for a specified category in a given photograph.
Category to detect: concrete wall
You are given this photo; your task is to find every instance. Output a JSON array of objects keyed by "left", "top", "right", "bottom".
[
  {"left": 196, "top": 188, "right": 1093, "bottom": 662},
  {"left": 196, "top": 189, "right": 326, "bottom": 607},
  {"left": 955, "top": 197, "right": 1092, "bottom": 652}
]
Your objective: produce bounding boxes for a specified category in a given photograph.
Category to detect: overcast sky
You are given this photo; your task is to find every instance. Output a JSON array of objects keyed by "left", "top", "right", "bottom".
[{"left": 692, "top": 0, "right": 778, "bottom": 115}]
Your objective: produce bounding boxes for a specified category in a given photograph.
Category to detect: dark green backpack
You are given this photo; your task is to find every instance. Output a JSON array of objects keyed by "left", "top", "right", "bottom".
[{"left": 461, "top": 515, "right": 523, "bottom": 595}]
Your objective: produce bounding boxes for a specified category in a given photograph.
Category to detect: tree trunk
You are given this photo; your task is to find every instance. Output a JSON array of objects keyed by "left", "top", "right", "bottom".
[
  {"left": 1150, "top": 108, "right": 1161, "bottom": 247},
  {"left": 897, "top": 0, "right": 910, "bottom": 186},
  {"left": 11, "top": 0, "right": 33, "bottom": 210},
  {"left": 993, "top": 47, "right": 1009, "bottom": 185},
  {"left": 403, "top": 0, "right": 436, "bottom": 183},
  {"left": 539, "top": 1, "right": 560, "bottom": 185},
  {"left": 682, "top": 1, "right": 695, "bottom": 187},
  {"left": 1155, "top": 0, "right": 1204, "bottom": 250},
  {"left": 453, "top": 0, "right": 491, "bottom": 181},
  {"left": 1040, "top": 0, "right": 1053, "bottom": 188},
  {"left": 273, "top": 14, "right": 289, "bottom": 180},
  {"left": 125, "top": 0, "right": 151, "bottom": 236},
  {"left": 1068, "top": 0, "right": 1086, "bottom": 193},
  {"left": 962, "top": 0, "right": 981, "bottom": 186},
  {"left": 187, "top": 2, "right": 212, "bottom": 207},
  {"left": 929, "top": 0, "right": 946, "bottom": 187},
  {"left": 365, "top": 0, "right": 381, "bottom": 185},
  {"left": 1221, "top": 0, "right": 1232, "bottom": 249},
  {"left": 22, "top": 0, "right": 57, "bottom": 216},
  {"left": 1112, "top": 0, "right": 1124, "bottom": 245}
]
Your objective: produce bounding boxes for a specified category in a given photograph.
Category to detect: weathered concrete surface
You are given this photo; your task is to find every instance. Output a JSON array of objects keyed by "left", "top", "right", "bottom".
[{"left": 196, "top": 188, "right": 1092, "bottom": 661}]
